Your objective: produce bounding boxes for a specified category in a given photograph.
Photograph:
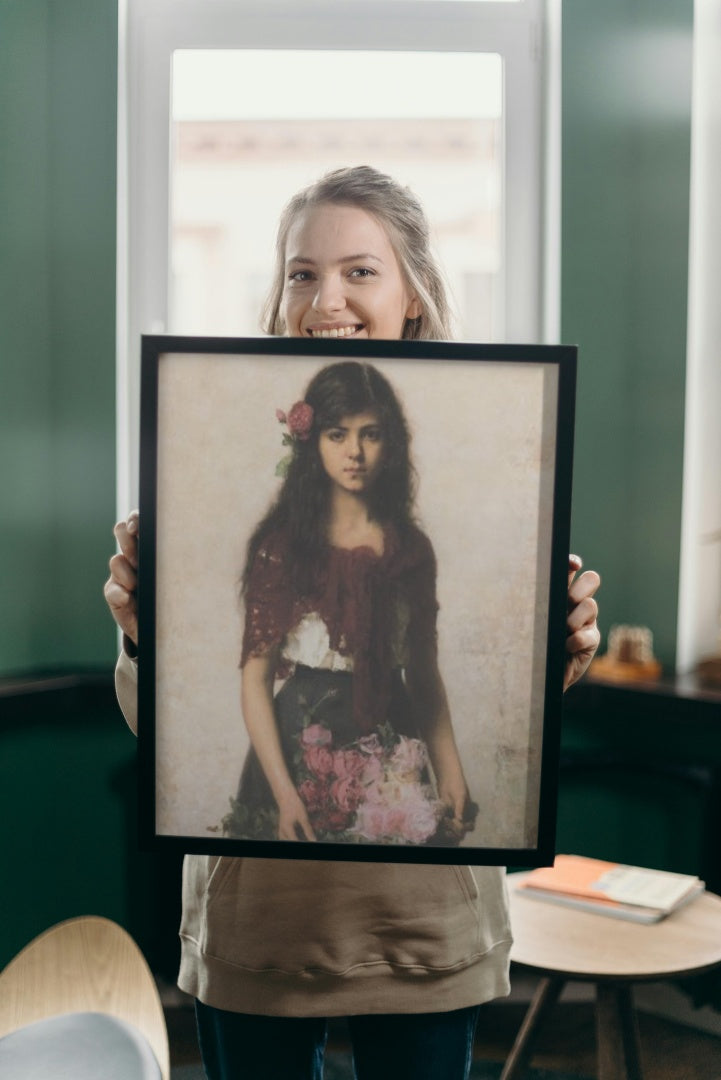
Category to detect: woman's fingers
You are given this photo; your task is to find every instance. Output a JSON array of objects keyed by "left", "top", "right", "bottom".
[
  {"left": 568, "top": 567, "right": 601, "bottom": 610},
  {"left": 105, "top": 512, "right": 141, "bottom": 644},
  {"left": 563, "top": 559, "right": 601, "bottom": 690},
  {"left": 566, "top": 591, "right": 599, "bottom": 635},
  {"left": 567, "top": 553, "right": 583, "bottom": 586},
  {"left": 103, "top": 575, "right": 138, "bottom": 642},
  {"left": 113, "top": 512, "right": 139, "bottom": 568},
  {"left": 108, "top": 551, "right": 137, "bottom": 591}
]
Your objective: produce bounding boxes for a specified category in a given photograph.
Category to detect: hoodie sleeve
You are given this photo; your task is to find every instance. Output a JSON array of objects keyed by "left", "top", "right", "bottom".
[{"left": 115, "top": 644, "right": 139, "bottom": 736}]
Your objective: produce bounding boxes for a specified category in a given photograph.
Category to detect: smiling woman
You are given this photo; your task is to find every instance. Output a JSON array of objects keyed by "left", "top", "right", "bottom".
[
  {"left": 282, "top": 204, "right": 422, "bottom": 340},
  {"left": 264, "top": 167, "right": 448, "bottom": 341}
]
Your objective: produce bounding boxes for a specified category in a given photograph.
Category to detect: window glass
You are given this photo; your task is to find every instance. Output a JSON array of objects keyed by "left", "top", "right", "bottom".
[{"left": 170, "top": 50, "right": 503, "bottom": 340}]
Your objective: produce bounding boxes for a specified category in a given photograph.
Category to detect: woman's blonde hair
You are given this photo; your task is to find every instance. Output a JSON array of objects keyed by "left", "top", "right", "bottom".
[{"left": 262, "top": 165, "right": 454, "bottom": 341}]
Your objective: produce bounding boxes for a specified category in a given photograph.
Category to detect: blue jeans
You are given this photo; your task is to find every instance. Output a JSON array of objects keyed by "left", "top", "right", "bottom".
[{"left": 195, "top": 1000, "right": 481, "bottom": 1080}]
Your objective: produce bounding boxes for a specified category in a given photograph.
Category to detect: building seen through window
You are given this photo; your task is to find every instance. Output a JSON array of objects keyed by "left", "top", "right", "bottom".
[{"left": 170, "top": 50, "right": 503, "bottom": 341}]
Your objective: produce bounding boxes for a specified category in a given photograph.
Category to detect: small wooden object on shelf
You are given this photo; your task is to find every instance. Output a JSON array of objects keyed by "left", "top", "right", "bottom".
[
  {"left": 590, "top": 624, "right": 662, "bottom": 683},
  {"left": 696, "top": 653, "right": 721, "bottom": 689}
]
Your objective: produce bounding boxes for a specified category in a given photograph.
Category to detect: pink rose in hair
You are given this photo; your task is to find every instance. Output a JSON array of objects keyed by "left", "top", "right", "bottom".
[
  {"left": 301, "top": 723, "right": 332, "bottom": 748},
  {"left": 287, "top": 401, "right": 314, "bottom": 440}
]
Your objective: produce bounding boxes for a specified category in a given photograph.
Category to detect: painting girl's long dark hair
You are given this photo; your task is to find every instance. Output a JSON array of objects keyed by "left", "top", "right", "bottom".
[{"left": 242, "top": 361, "right": 417, "bottom": 596}]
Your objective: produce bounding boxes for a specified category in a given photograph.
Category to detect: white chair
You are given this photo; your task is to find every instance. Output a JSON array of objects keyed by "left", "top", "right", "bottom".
[{"left": 0, "top": 915, "right": 170, "bottom": 1079}]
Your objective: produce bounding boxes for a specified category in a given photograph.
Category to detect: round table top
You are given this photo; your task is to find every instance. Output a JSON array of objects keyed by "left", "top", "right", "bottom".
[{"left": 508, "top": 872, "right": 721, "bottom": 981}]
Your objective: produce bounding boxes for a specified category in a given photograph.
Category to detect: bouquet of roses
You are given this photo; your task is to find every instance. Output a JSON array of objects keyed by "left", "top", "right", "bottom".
[{"left": 296, "top": 721, "right": 444, "bottom": 845}]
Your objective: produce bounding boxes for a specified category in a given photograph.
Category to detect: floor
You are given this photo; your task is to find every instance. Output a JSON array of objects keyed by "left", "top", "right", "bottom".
[{"left": 165, "top": 982, "right": 721, "bottom": 1079}]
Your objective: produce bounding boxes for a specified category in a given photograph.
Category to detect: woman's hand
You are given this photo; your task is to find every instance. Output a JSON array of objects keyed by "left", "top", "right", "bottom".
[
  {"left": 276, "top": 788, "right": 317, "bottom": 842},
  {"left": 103, "top": 510, "right": 139, "bottom": 645},
  {"left": 564, "top": 554, "right": 601, "bottom": 691}
]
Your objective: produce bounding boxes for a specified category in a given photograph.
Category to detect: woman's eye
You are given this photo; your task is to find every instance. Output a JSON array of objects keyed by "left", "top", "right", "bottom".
[
  {"left": 288, "top": 269, "right": 313, "bottom": 283},
  {"left": 364, "top": 429, "right": 382, "bottom": 442},
  {"left": 349, "top": 267, "right": 375, "bottom": 279},
  {"left": 326, "top": 430, "right": 345, "bottom": 442}
]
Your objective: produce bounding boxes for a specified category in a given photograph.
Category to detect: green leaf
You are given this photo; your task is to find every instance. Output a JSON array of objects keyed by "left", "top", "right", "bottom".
[{"left": 275, "top": 453, "right": 292, "bottom": 478}]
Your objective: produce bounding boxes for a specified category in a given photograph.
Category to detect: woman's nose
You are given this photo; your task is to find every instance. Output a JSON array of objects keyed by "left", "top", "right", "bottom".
[
  {"left": 312, "top": 274, "right": 345, "bottom": 314},
  {"left": 348, "top": 436, "right": 364, "bottom": 459}
]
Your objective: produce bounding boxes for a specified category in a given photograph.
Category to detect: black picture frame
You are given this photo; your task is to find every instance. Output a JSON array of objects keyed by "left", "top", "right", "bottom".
[{"left": 138, "top": 335, "right": 576, "bottom": 866}]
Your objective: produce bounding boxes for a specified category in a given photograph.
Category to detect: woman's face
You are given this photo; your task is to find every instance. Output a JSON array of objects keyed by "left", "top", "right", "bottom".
[
  {"left": 281, "top": 203, "right": 421, "bottom": 340},
  {"left": 318, "top": 411, "right": 385, "bottom": 496}
]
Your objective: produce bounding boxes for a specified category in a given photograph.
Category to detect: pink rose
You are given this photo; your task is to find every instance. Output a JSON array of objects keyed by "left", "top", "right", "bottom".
[
  {"left": 352, "top": 779, "right": 441, "bottom": 844},
  {"left": 395, "top": 793, "right": 439, "bottom": 844},
  {"left": 315, "top": 807, "right": 353, "bottom": 833},
  {"left": 360, "top": 755, "right": 383, "bottom": 785},
  {"left": 384, "top": 807, "right": 407, "bottom": 837},
  {"left": 301, "top": 723, "right": 332, "bottom": 748},
  {"left": 362, "top": 780, "right": 386, "bottom": 805},
  {"left": 352, "top": 803, "right": 388, "bottom": 842},
  {"left": 330, "top": 776, "right": 363, "bottom": 813},
  {"left": 332, "top": 749, "right": 366, "bottom": 780},
  {"left": 298, "top": 778, "right": 328, "bottom": 813},
  {"left": 390, "top": 736, "right": 428, "bottom": 777},
  {"left": 287, "top": 400, "right": 314, "bottom": 441},
  {"left": 303, "top": 744, "right": 335, "bottom": 778}
]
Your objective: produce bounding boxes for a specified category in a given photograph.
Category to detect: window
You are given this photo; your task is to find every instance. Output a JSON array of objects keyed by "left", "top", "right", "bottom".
[
  {"left": 118, "top": 0, "right": 556, "bottom": 508},
  {"left": 170, "top": 49, "right": 503, "bottom": 340}
]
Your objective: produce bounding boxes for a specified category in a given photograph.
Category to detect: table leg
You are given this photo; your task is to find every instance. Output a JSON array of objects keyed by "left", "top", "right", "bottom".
[
  {"left": 596, "top": 982, "right": 643, "bottom": 1080},
  {"left": 499, "top": 976, "right": 565, "bottom": 1080}
]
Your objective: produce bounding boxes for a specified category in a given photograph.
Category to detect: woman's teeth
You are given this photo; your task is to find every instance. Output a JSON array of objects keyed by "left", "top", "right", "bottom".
[{"left": 310, "top": 325, "right": 361, "bottom": 338}]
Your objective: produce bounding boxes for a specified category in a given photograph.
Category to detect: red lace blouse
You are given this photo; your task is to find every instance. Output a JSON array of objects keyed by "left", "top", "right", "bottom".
[{"left": 240, "top": 524, "right": 439, "bottom": 733}]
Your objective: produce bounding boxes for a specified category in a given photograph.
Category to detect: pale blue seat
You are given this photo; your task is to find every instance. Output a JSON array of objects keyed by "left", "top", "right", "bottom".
[{"left": 0, "top": 917, "right": 169, "bottom": 1079}]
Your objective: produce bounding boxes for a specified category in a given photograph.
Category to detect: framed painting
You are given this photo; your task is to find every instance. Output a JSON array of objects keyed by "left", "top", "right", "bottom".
[{"left": 137, "top": 335, "right": 576, "bottom": 865}]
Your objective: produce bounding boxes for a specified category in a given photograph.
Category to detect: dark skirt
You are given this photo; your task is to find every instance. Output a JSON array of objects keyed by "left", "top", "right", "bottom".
[{"left": 224, "top": 666, "right": 441, "bottom": 845}]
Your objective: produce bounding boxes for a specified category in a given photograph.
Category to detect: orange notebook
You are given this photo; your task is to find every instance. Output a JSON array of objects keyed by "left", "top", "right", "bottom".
[{"left": 516, "top": 855, "right": 704, "bottom": 923}]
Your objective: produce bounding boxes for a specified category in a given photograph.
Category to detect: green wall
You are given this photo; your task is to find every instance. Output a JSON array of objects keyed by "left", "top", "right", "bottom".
[
  {"left": 562, "top": 0, "right": 693, "bottom": 669},
  {"left": 0, "top": 0, "right": 118, "bottom": 675}
]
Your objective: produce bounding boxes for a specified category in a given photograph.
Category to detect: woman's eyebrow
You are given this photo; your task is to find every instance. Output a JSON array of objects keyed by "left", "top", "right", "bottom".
[
  {"left": 339, "top": 253, "right": 384, "bottom": 265},
  {"left": 286, "top": 253, "right": 384, "bottom": 266}
]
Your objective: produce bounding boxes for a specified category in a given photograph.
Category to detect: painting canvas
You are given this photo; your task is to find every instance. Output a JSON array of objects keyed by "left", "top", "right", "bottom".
[{"left": 137, "top": 335, "right": 576, "bottom": 865}]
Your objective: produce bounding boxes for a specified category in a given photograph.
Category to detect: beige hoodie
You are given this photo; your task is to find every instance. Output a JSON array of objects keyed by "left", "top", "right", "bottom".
[{"left": 116, "top": 650, "right": 512, "bottom": 1016}]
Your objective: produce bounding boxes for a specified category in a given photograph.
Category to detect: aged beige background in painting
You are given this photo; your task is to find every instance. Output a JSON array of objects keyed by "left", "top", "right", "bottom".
[{"left": 152, "top": 351, "right": 558, "bottom": 851}]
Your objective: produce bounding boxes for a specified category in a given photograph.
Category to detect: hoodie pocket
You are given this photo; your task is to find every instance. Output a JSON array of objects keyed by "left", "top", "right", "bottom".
[{"left": 191, "top": 858, "right": 509, "bottom": 976}]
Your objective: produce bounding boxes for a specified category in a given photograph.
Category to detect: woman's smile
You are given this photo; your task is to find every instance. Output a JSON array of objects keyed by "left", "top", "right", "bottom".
[{"left": 307, "top": 323, "right": 364, "bottom": 339}]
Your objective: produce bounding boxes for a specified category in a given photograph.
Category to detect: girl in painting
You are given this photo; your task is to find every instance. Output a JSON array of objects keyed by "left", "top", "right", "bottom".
[{"left": 226, "top": 360, "right": 475, "bottom": 846}]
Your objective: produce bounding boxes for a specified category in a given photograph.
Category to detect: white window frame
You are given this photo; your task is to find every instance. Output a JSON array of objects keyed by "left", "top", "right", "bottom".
[{"left": 117, "top": 0, "right": 558, "bottom": 511}]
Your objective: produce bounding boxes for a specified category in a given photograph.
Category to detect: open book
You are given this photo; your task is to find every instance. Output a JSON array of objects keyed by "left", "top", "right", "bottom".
[{"left": 515, "top": 854, "right": 705, "bottom": 923}]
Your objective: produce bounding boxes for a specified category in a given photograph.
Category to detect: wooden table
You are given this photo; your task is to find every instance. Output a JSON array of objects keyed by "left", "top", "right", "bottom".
[{"left": 503, "top": 873, "right": 721, "bottom": 1080}]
